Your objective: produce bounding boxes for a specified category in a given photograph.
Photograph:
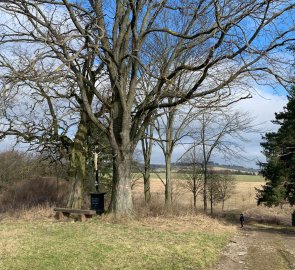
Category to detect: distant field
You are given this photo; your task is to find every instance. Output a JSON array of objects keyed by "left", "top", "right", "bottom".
[
  {"left": 133, "top": 173, "right": 265, "bottom": 212},
  {"left": 234, "top": 175, "right": 264, "bottom": 182},
  {"left": 148, "top": 172, "right": 264, "bottom": 182}
]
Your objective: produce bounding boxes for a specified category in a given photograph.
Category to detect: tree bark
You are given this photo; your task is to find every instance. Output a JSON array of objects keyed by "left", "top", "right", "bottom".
[
  {"left": 108, "top": 151, "right": 134, "bottom": 217},
  {"left": 203, "top": 164, "right": 208, "bottom": 212},
  {"left": 193, "top": 192, "right": 197, "bottom": 212},
  {"left": 193, "top": 177, "right": 197, "bottom": 212},
  {"left": 107, "top": 97, "right": 135, "bottom": 217},
  {"left": 66, "top": 122, "right": 87, "bottom": 209},
  {"left": 164, "top": 106, "right": 175, "bottom": 208},
  {"left": 141, "top": 125, "right": 154, "bottom": 207},
  {"left": 143, "top": 172, "right": 151, "bottom": 206},
  {"left": 165, "top": 154, "right": 172, "bottom": 207}
]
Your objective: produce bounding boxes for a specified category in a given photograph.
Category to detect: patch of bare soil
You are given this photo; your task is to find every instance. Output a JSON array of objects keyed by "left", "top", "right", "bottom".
[{"left": 210, "top": 223, "right": 295, "bottom": 270}]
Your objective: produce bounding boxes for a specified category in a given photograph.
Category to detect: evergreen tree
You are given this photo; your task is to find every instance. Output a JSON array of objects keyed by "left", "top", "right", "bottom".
[{"left": 257, "top": 87, "right": 295, "bottom": 206}]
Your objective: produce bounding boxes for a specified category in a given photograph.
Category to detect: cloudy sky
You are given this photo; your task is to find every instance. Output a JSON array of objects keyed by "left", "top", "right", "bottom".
[
  {"left": 231, "top": 88, "right": 287, "bottom": 168},
  {"left": 0, "top": 86, "right": 288, "bottom": 169},
  {"left": 150, "top": 87, "right": 288, "bottom": 169}
]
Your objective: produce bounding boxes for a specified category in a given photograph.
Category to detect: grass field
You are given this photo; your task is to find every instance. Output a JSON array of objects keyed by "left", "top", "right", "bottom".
[
  {"left": 234, "top": 175, "right": 264, "bottom": 182},
  {"left": 148, "top": 172, "right": 264, "bottom": 182},
  {"left": 133, "top": 173, "right": 294, "bottom": 225},
  {"left": 0, "top": 213, "right": 234, "bottom": 270},
  {"left": 133, "top": 174, "right": 265, "bottom": 213},
  {"left": 1, "top": 173, "right": 293, "bottom": 270}
]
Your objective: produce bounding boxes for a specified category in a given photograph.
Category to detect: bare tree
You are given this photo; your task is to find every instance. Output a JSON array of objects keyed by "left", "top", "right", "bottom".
[
  {"left": 155, "top": 102, "right": 196, "bottom": 208},
  {"left": 141, "top": 124, "right": 155, "bottom": 207},
  {"left": 179, "top": 143, "right": 203, "bottom": 212},
  {"left": 189, "top": 108, "right": 256, "bottom": 213},
  {"left": 207, "top": 170, "right": 222, "bottom": 215},
  {"left": 217, "top": 173, "right": 236, "bottom": 211},
  {"left": 0, "top": 58, "right": 109, "bottom": 208},
  {"left": 0, "top": 1, "right": 294, "bottom": 217},
  {"left": 206, "top": 171, "right": 236, "bottom": 215}
]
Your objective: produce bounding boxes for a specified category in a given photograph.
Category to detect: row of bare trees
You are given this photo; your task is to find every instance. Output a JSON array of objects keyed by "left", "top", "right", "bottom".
[
  {"left": 179, "top": 162, "right": 236, "bottom": 214},
  {"left": 0, "top": 0, "right": 294, "bottom": 217},
  {"left": 138, "top": 103, "right": 254, "bottom": 213}
]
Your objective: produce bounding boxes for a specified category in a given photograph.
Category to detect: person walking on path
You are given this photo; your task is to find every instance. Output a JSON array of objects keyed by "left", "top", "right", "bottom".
[{"left": 240, "top": 213, "right": 245, "bottom": 228}]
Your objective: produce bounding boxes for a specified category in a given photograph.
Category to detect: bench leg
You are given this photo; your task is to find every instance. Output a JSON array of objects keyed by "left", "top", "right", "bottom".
[
  {"left": 77, "top": 214, "right": 94, "bottom": 221},
  {"left": 77, "top": 214, "right": 86, "bottom": 222},
  {"left": 54, "top": 211, "right": 70, "bottom": 220},
  {"left": 55, "top": 211, "right": 63, "bottom": 220}
]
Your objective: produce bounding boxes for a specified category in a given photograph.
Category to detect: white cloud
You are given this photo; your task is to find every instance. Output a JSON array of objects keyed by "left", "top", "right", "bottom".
[
  {"left": 222, "top": 87, "right": 287, "bottom": 167},
  {"left": 236, "top": 88, "right": 287, "bottom": 131},
  {"left": 149, "top": 87, "right": 288, "bottom": 168}
]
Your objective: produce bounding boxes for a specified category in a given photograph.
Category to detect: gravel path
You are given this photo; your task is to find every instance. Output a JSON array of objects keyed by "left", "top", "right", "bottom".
[{"left": 210, "top": 223, "right": 295, "bottom": 270}]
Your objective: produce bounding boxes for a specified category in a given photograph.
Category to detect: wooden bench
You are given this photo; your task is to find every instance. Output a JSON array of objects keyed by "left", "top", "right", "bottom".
[{"left": 54, "top": 208, "right": 97, "bottom": 221}]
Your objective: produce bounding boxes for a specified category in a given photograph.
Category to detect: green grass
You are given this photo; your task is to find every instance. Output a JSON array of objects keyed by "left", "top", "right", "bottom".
[
  {"left": 234, "top": 175, "right": 264, "bottom": 182},
  {"left": 0, "top": 218, "right": 232, "bottom": 270}
]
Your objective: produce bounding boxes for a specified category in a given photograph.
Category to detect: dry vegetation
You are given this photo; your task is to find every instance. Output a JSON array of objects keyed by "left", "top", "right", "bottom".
[
  {"left": 0, "top": 167, "right": 294, "bottom": 269},
  {"left": 133, "top": 174, "right": 295, "bottom": 226},
  {"left": 0, "top": 177, "right": 68, "bottom": 213},
  {"left": 132, "top": 176, "right": 263, "bottom": 212}
]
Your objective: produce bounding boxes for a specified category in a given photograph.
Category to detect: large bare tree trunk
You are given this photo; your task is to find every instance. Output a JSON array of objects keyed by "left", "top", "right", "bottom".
[
  {"left": 67, "top": 122, "right": 87, "bottom": 208},
  {"left": 107, "top": 98, "right": 135, "bottom": 217},
  {"left": 108, "top": 151, "right": 134, "bottom": 217}
]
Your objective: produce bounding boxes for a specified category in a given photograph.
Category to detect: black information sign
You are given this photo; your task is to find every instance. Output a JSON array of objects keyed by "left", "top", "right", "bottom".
[{"left": 90, "top": 193, "right": 106, "bottom": 215}]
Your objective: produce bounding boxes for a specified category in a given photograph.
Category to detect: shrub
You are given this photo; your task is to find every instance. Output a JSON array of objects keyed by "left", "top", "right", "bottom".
[{"left": 0, "top": 177, "right": 68, "bottom": 212}]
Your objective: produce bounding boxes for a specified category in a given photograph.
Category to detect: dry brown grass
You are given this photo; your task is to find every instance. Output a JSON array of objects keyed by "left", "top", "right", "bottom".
[
  {"left": 132, "top": 176, "right": 294, "bottom": 226},
  {"left": 135, "top": 215, "right": 236, "bottom": 234},
  {"left": 1, "top": 174, "right": 291, "bottom": 228},
  {"left": 132, "top": 178, "right": 264, "bottom": 213},
  {"left": 0, "top": 177, "right": 68, "bottom": 213},
  {"left": 0, "top": 204, "right": 55, "bottom": 221},
  {"left": 223, "top": 181, "right": 263, "bottom": 210},
  {"left": 244, "top": 205, "right": 295, "bottom": 226}
]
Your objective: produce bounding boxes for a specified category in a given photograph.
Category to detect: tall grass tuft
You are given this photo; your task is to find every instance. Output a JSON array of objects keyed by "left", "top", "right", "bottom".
[{"left": 0, "top": 177, "right": 68, "bottom": 213}]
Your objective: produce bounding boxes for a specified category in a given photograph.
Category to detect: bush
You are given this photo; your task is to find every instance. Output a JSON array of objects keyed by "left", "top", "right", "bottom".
[
  {"left": 0, "top": 177, "right": 68, "bottom": 212},
  {"left": 0, "top": 150, "right": 68, "bottom": 191}
]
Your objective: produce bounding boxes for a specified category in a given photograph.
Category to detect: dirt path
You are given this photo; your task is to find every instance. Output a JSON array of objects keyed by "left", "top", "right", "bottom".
[{"left": 211, "top": 223, "right": 295, "bottom": 270}]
